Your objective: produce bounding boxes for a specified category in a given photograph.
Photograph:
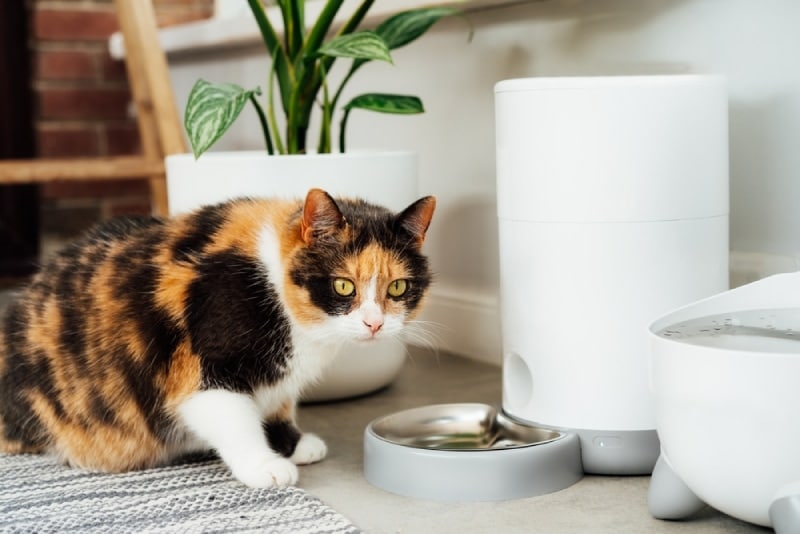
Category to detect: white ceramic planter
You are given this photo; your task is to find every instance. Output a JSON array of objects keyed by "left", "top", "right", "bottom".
[{"left": 165, "top": 150, "right": 418, "bottom": 402}]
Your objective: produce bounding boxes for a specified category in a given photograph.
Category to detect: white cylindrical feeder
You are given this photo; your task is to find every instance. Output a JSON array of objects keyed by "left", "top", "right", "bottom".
[{"left": 495, "top": 75, "right": 729, "bottom": 474}]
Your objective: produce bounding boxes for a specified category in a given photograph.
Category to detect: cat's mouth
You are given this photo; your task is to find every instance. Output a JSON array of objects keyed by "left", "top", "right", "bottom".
[{"left": 355, "top": 327, "right": 395, "bottom": 343}]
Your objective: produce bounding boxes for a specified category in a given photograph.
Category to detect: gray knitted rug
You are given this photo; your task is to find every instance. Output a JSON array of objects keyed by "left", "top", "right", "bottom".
[{"left": 0, "top": 453, "right": 361, "bottom": 533}]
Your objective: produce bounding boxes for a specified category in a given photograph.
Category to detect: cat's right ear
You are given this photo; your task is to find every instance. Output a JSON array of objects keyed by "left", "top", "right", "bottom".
[{"left": 300, "top": 189, "right": 347, "bottom": 244}]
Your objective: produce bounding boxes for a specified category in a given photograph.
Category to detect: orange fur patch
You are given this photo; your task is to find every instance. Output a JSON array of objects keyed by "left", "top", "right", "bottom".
[
  {"left": 270, "top": 399, "right": 295, "bottom": 423},
  {"left": 341, "top": 243, "right": 411, "bottom": 313},
  {"left": 204, "top": 199, "right": 299, "bottom": 259},
  {"left": 96, "top": 366, "right": 141, "bottom": 422},
  {"left": 0, "top": 439, "right": 38, "bottom": 454},
  {"left": 91, "top": 252, "right": 149, "bottom": 365},
  {"left": 154, "top": 261, "right": 196, "bottom": 324},
  {"left": 275, "top": 201, "right": 331, "bottom": 326},
  {"left": 25, "top": 297, "right": 61, "bottom": 358},
  {"left": 163, "top": 340, "right": 202, "bottom": 411},
  {"left": 27, "top": 390, "right": 166, "bottom": 471},
  {"left": 283, "top": 289, "right": 327, "bottom": 325}
]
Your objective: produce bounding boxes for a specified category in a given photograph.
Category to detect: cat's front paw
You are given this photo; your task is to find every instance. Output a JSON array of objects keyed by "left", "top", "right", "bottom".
[
  {"left": 231, "top": 456, "right": 299, "bottom": 488},
  {"left": 290, "top": 433, "right": 327, "bottom": 465}
]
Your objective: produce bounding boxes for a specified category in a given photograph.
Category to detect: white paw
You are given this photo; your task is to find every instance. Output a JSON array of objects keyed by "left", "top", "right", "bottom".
[
  {"left": 290, "top": 433, "right": 327, "bottom": 465},
  {"left": 231, "top": 456, "right": 299, "bottom": 488}
]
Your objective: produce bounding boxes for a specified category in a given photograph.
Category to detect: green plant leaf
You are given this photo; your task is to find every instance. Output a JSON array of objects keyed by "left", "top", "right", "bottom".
[
  {"left": 285, "top": 0, "right": 304, "bottom": 56},
  {"left": 344, "top": 93, "right": 425, "bottom": 114},
  {"left": 339, "top": 94, "right": 424, "bottom": 153},
  {"left": 184, "top": 79, "right": 259, "bottom": 158},
  {"left": 376, "top": 7, "right": 461, "bottom": 50},
  {"left": 317, "top": 31, "right": 393, "bottom": 63}
]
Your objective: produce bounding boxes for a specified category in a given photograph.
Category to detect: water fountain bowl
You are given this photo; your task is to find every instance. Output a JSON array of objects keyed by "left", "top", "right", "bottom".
[{"left": 648, "top": 272, "right": 800, "bottom": 532}]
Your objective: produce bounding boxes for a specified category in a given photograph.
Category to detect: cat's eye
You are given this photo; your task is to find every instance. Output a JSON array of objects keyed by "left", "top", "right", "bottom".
[
  {"left": 387, "top": 279, "right": 408, "bottom": 298},
  {"left": 333, "top": 278, "right": 356, "bottom": 297}
]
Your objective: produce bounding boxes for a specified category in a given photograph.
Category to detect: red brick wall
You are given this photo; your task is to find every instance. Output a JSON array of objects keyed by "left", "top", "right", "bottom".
[{"left": 30, "top": 0, "right": 213, "bottom": 227}]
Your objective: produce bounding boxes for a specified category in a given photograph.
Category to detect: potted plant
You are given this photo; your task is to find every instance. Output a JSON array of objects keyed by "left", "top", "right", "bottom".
[
  {"left": 184, "top": 1, "right": 461, "bottom": 158},
  {"left": 165, "top": 0, "right": 465, "bottom": 401}
]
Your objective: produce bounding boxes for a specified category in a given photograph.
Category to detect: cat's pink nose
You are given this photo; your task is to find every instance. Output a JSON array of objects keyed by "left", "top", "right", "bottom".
[{"left": 364, "top": 318, "right": 383, "bottom": 335}]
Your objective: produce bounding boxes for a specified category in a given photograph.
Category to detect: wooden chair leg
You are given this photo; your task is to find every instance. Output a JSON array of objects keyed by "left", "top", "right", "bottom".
[{"left": 113, "top": 0, "right": 187, "bottom": 216}]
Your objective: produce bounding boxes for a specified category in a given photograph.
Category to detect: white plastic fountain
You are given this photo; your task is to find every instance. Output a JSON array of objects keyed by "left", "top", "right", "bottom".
[{"left": 649, "top": 271, "right": 800, "bottom": 532}]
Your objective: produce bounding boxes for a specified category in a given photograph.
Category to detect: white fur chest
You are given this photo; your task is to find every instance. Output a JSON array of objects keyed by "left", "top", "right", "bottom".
[
  {"left": 253, "top": 221, "right": 343, "bottom": 416},
  {"left": 252, "top": 329, "right": 341, "bottom": 417}
]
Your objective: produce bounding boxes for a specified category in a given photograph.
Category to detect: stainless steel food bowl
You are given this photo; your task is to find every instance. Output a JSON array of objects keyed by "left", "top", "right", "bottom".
[{"left": 364, "top": 403, "right": 582, "bottom": 501}]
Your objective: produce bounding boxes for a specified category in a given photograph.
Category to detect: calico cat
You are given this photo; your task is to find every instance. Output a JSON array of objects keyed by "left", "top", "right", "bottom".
[{"left": 0, "top": 188, "right": 435, "bottom": 488}]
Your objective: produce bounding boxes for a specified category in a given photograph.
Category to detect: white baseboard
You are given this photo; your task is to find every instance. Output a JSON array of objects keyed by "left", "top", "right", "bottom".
[
  {"left": 414, "top": 250, "right": 799, "bottom": 367},
  {"left": 729, "top": 250, "right": 799, "bottom": 287}
]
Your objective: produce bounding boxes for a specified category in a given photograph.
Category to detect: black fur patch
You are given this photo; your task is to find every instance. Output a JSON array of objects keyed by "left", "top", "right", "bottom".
[
  {"left": 290, "top": 244, "right": 354, "bottom": 316},
  {"left": 0, "top": 306, "right": 53, "bottom": 446},
  {"left": 173, "top": 204, "right": 227, "bottom": 262},
  {"left": 262, "top": 420, "right": 301, "bottom": 457},
  {"left": 186, "top": 250, "right": 292, "bottom": 391},
  {"left": 111, "top": 225, "right": 181, "bottom": 439}
]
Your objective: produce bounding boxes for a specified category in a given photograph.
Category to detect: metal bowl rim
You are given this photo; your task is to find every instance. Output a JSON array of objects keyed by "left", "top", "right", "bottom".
[{"left": 366, "top": 402, "right": 566, "bottom": 452}]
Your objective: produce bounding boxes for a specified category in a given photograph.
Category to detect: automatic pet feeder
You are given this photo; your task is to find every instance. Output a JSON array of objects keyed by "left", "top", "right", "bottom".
[
  {"left": 649, "top": 271, "right": 800, "bottom": 532},
  {"left": 364, "top": 75, "right": 729, "bottom": 500}
]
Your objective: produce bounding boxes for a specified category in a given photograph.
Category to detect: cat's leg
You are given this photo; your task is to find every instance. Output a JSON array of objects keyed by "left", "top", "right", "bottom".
[
  {"left": 262, "top": 400, "right": 327, "bottom": 465},
  {"left": 262, "top": 420, "right": 327, "bottom": 465},
  {"left": 177, "top": 389, "right": 298, "bottom": 488}
]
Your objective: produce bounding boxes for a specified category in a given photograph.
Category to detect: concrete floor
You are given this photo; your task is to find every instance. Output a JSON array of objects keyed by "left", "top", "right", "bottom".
[{"left": 0, "top": 283, "right": 767, "bottom": 533}]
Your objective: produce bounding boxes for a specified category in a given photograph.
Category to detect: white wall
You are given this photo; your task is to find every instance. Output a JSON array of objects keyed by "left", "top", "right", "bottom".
[{"left": 164, "top": 0, "right": 800, "bottom": 364}]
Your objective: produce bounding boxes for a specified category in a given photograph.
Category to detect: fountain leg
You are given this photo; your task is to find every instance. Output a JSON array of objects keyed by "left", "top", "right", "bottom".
[
  {"left": 648, "top": 454, "right": 706, "bottom": 520},
  {"left": 770, "top": 495, "right": 800, "bottom": 534}
]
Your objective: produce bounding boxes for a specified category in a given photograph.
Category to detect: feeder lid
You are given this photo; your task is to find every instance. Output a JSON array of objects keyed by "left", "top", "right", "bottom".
[{"left": 494, "top": 75, "right": 728, "bottom": 224}]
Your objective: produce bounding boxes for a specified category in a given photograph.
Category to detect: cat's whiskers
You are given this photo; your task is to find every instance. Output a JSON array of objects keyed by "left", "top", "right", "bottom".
[
  {"left": 400, "top": 319, "right": 445, "bottom": 356},
  {"left": 403, "top": 318, "right": 446, "bottom": 343}
]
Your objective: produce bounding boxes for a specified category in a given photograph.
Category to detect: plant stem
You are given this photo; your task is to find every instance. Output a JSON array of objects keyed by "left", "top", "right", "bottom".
[
  {"left": 339, "top": 107, "right": 352, "bottom": 154},
  {"left": 248, "top": 0, "right": 293, "bottom": 114},
  {"left": 249, "top": 93, "right": 274, "bottom": 155},
  {"left": 300, "top": 0, "right": 345, "bottom": 57},
  {"left": 317, "top": 64, "right": 332, "bottom": 153},
  {"left": 330, "top": 61, "right": 361, "bottom": 113},
  {"left": 248, "top": 0, "right": 281, "bottom": 52},
  {"left": 267, "top": 59, "right": 286, "bottom": 154},
  {"left": 286, "top": 0, "right": 304, "bottom": 56}
]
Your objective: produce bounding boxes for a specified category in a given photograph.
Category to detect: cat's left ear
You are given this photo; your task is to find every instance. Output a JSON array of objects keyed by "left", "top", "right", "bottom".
[
  {"left": 300, "top": 189, "right": 347, "bottom": 244},
  {"left": 397, "top": 196, "right": 436, "bottom": 247}
]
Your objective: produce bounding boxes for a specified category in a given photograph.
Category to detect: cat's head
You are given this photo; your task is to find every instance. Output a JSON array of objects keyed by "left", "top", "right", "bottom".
[{"left": 285, "top": 189, "right": 435, "bottom": 344}]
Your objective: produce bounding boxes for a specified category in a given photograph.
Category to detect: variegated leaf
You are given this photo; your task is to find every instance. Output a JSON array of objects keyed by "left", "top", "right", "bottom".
[
  {"left": 317, "top": 31, "right": 393, "bottom": 63},
  {"left": 184, "top": 79, "right": 259, "bottom": 158}
]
